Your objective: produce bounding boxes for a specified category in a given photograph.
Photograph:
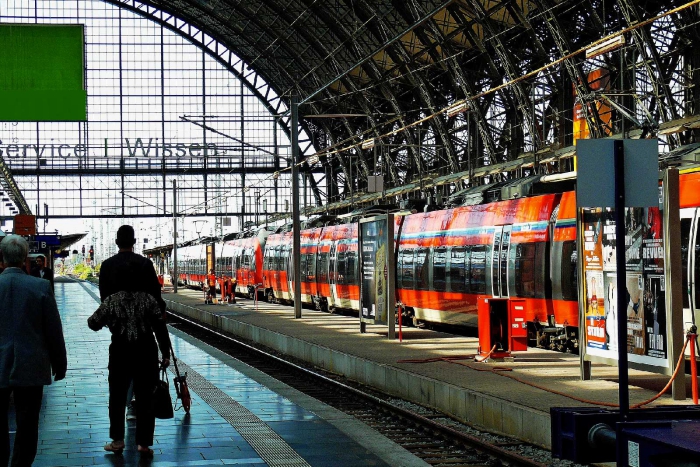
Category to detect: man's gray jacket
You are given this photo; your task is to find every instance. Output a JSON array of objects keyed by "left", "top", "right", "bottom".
[{"left": 0, "top": 268, "right": 67, "bottom": 387}]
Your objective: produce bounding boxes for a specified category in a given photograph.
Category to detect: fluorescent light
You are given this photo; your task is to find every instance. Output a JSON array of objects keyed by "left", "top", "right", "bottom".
[
  {"left": 586, "top": 35, "right": 625, "bottom": 59},
  {"left": 445, "top": 101, "right": 469, "bottom": 118},
  {"left": 361, "top": 139, "right": 375, "bottom": 150},
  {"left": 306, "top": 155, "right": 319, "bottom": 165}
]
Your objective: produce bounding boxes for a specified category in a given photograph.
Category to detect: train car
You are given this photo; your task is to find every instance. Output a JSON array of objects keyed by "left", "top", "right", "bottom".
[
  {"left": 262, "top": 231, "right": 293, "bottom": 303},
  {"left": 153, "top": 169, "right": 700, "bottom": 355},
  {"left": 176, "top": 239, "right": 210, "bottom": 288},
  {"left": 396, "top": 193, "right": 563, "bottom": 337},
  {"left": 227, "top": 228, "right": 269, "bottom": 299},
  {"left": 679, "top": 170, "right": 700, "bottom": 334},
  {"left": 548, "top": 191, "right": 578, "bottom": 351}
]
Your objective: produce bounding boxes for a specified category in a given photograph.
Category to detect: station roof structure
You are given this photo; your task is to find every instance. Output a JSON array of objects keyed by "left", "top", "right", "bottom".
[{"left": 1, "top": 0, "right": 699, "bottom": 228}]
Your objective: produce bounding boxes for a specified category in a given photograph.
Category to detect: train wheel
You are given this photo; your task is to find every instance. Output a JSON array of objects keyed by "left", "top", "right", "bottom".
[{"left": 266, "top": 289, "right": 275, "bottom": 303}]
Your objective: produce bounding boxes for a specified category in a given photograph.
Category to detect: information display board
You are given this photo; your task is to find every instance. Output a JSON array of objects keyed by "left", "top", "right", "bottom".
[
  {"left": 359, "top": 215, "right": 395, "bottom": 333},
  {"left": 581, "top": 206, "right": 669, "bottom": 370}
]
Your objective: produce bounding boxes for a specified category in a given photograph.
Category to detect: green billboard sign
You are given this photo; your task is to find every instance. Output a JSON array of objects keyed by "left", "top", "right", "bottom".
[{"left": 0, "top": 24, "right": 86, "bottom": 121}]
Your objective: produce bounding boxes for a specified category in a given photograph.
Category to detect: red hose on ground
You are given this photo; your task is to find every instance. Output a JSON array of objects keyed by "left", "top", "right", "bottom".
[{"left": 397, "top": 337, "right": 692, "bottom": 408}]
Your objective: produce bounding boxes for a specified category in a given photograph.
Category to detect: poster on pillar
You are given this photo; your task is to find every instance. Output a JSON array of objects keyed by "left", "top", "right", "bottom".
[
  {"left": 359, "top": 215, "right": 391, "bottom": 326},
  {"left": 582, "top": 206, "right": 668, "bottom": 367}
]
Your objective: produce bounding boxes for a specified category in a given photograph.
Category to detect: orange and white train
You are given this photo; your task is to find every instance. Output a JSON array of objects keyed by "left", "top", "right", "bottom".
[{"left": 155, "top": 170, "right": 700, "bottom": 352}]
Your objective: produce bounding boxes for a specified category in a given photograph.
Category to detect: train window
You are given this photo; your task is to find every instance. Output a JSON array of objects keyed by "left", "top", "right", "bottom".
[
  {"left": 448, "top": 247, "right": 467, "bottom": 293},
  {"left": 514, "top": 243, "right": 536, "bottom": 298},
  {"left": 432, "top": 248, "right": 447, "bottom": 292},
  {"left": 560, "top": 240, "right": 578, "bottom": 301},
  {"left": 250, "top": 249, "right": 256, "bottom": 271},
  {"left": 535, "top": 243, "right": 548, "bottom": 299},
  {"left": 329, "top": 246, "right": 337, "bottom": 284},
  {"left": 317, "top": 252, "right": 329, "bottom": 283},
  {"left": 308, "top": 252, "right": 317, "bottom": 281},
  {"left": 681, "top": 218, "right": 691, "bottom": 309},
  {"left": 337, "top": 251, "right": 347, "bottom": 284},
  {"left": 346, "top": 251, "right": 357, "bottom": 285},
  {"left": 400, "top": 250, "right": 414, "bottom": 289},
  {"left": 470, "top": 245, "right": 487, "bottom": 294},
  {"left": 414, "top": 248, "right": 429, "bottom": 290},
  {"left": 300, "top": 254, "right": 309, "bottom": 280}
]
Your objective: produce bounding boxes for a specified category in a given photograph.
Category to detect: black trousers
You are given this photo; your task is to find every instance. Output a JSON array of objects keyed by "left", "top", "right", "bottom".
[
  {"left": 0, "top": 386, "right": 44, "bottom": 467},
  {"left": 108, "top": 351, "right": 158, "bottom": 447}
]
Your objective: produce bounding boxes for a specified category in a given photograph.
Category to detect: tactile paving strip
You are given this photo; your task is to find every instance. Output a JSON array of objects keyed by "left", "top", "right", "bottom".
[
  {"left": 172, "top": 359, "right": 312, "bottom": 467},
  {"left": 78, "top": 281, "right": 310, "bottom": 466}
]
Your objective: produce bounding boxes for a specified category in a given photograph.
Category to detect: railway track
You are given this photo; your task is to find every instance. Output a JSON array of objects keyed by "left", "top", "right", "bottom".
[{"left": 166, "top": 308, "right": 557, "bottom": 467}]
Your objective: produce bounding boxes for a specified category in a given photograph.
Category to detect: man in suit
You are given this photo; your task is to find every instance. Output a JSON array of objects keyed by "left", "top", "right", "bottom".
[
  {"left": 96, "top": 225, "right": 170, "bottom": 457},
  {"left": 0, "top": 235, "right": 67, "bottom": 467},
  {"left": 31, "top": 255, "right": 54, "bottom": 290}
]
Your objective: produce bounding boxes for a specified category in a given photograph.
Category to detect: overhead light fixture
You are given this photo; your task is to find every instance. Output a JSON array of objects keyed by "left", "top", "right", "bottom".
[
  {"left": 306, "top": 155, "right": 319, "bottom": 165},
  {"left": 243, "top": 187, "right": 250, "bottom": 193},
  {"left": 445, "top": 101, "right": 469, "bottom": 118},
  {"left": 361, "top": 139, "right": 375, "bottom": 150},
  {"left": 273, "top": 171, "right": 280, "bottom": 180},
  {"left": 586, "top": 34, "right": 625, "bottom": 59}
]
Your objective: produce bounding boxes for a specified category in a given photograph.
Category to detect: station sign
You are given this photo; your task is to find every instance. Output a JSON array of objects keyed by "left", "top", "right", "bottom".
[{"left": 35, "top": 235, "right": 60, "bottom": 246}]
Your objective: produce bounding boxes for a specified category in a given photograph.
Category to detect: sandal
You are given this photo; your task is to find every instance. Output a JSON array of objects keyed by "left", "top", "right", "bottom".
[
  {"left": 138, "top": 446, "right": 154, "bottom": 458},
  {"left": 104, "top": 441, "right": 125, "bottom": 454}
]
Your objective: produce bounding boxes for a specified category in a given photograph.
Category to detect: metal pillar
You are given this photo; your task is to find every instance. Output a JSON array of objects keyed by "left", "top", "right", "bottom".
[
  {"left": 291, "top": 96, "right": 302, "bottom": 319},
  {"left": 173, "top": 179, "right": 178, "bottom": 294},
  {"left": 664, "top": 168, "right": 686, "bottom": 399},
  {"left": 613, "top": 140, "right": 629, "bottom": 416}
]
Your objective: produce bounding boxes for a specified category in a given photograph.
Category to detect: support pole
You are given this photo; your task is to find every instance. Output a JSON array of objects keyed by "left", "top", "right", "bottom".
[
  {"left": 172, "top": 179, "right": 178, "bottom": 294},
  {"left": 664, "top": 168, "right": 685, "bottom": 399},
  {"left": 613, "top": 140, "right": 629, "bottom": 416},
  {"left": 291, "top": 96, "right": 302, "bottom": 319}
]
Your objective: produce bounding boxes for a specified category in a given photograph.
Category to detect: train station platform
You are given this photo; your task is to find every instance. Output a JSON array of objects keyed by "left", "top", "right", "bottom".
[
  {"left": 163, "top": 288, "right": 700, "bottom": 449},
  {"left": 7, "top": 280, "right": 424, "bottom": 467}
]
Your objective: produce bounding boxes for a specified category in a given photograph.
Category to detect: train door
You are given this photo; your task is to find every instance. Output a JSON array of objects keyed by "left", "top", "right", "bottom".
[
  {"left": 286, "top": 245, "right": 295, "bottom": 301},
  {"left": 681, "top": 208, "right": 700, "bottom": 330},
  {"left": 328, "top": 242, "right": 338, "bottom": 308},
  {"left": 273, "top": 246, "right": 282, "bottom": 293},
  {"left": 490, "top": 225, "right": 512, "bottom": 298}
]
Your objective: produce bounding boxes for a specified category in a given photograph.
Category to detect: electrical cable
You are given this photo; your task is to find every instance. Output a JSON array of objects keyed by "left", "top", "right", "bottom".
[{"left": 397, "top": 336, "right": 692, "bottom": 409}]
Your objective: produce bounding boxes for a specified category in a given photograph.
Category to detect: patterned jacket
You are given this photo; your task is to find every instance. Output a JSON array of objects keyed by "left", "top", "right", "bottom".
[{"left": 88, "top": 291, "right": 170, "bottom": 358}]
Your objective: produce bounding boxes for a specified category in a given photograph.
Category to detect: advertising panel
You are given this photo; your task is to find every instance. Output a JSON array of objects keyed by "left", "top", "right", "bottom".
[
  {"left": 582, "top": 207, "right": 669, "bottom": 367},
  {"left": 360, "top": 216, "right": 388, "bottom": 324}
]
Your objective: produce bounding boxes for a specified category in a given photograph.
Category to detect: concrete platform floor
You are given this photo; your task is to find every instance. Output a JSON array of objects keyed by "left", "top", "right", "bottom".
[
  {"left": 162, "top": 287, "right": 700, "bottom": 448},
  {"left": 6, "top": 280, "right": 426, "bottom": 467}
]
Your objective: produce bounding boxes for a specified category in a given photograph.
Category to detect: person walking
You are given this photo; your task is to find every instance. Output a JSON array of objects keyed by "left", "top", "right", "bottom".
[
  {"left": 205, "top": 268, "right": 217, "bottom": 304},
  {"left": 0, "top": 235, "right": 67, "bottom": 467},
  {"left": 30, "top": 255, "right": 54, "bottom": 291},
  {"left": 91, "top": 225, "right": 171, "bottom": 458}
]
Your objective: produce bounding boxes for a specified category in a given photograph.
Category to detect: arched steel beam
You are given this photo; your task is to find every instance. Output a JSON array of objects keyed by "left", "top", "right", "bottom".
[
  {"left": 533, "top": 0, "right": 605, "bottom": 139},
  {"left": 617, "top": 0, "right": 681, "bottom": 124},
  {"left": 352, "top": 0, "right": 451, "bottom": 182},
  {"left": 392, "top": 1, "right": 461, "bottom": 174},
  {"left": 465, "top": 0, "right": 540, "bottom": 152},
  {"left": 103, "top": 0, "right": 325, "bottom": 203}
]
